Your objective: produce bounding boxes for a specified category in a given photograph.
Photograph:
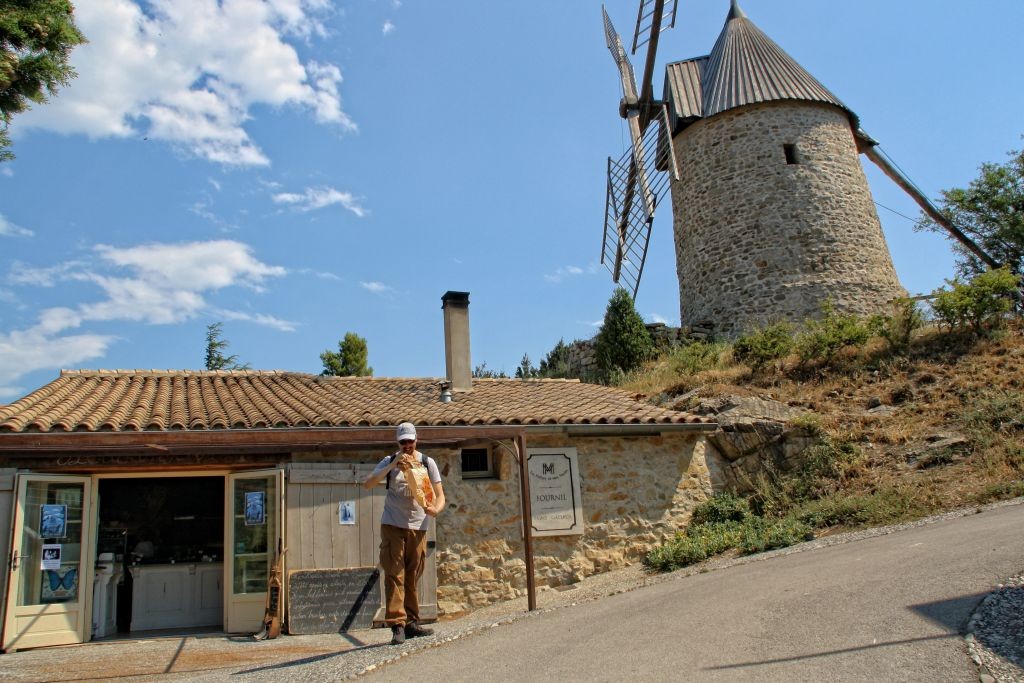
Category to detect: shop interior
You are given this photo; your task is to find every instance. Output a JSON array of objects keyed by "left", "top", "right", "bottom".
[{"left": 96, "top": 477, "right": 224, "bottom": 635}]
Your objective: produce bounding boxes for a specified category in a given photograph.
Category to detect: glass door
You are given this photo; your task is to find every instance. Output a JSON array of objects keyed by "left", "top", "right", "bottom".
[
  {"left": 3, "top": 474, "right": 94, "bottom": 651},
  {"left": 224, "top": 469, "right": 283, "bottom": 633}
]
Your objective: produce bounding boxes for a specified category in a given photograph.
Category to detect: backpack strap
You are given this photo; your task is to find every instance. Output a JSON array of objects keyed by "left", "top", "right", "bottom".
[{"left": 385, "top": 453, "right": 436, "bottom": 490}]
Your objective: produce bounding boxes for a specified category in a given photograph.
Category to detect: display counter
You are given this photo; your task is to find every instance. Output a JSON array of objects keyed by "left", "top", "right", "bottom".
[{"left": 129, "top": 562, "right": 223, "bottom": 631}]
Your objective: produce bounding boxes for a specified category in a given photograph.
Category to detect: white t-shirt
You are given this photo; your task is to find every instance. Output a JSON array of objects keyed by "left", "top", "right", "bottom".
[{"left": 372, "top": 451, "right": 442, "bottom": 530}]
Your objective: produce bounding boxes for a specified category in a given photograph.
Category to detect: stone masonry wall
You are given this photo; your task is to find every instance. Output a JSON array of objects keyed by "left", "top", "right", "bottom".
[
  {"left": 670, "top": 100, "right": 906, "bottom": 338},
  {"left": 435, "top": 432, "right": 721, "bottom": 615},
  {"left": 298, "top": 433, "right": 725, "bottom": 617}
]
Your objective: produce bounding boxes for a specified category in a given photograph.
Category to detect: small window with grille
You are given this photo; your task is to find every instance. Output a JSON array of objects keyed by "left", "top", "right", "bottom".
[{"left": 461, "top": 447, "right": 494, "bottom": 479}]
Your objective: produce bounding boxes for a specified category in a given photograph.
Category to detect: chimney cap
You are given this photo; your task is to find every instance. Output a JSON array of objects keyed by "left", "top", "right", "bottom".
[{"left": 441, "top": 291, "right": 470, "bottom": 307}]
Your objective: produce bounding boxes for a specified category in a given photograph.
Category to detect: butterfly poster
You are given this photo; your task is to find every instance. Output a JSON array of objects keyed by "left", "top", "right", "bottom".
[{"left": 41, "top": 567, "right": 78, "bottom": 603}]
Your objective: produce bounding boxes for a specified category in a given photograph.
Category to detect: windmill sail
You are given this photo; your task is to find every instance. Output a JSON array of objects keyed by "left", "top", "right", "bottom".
[
  {"left": 601, "top": 4, "right": 679, "bottom": 298},
  {"left": 601, "top": 105, "right": 678, "bottom": 298}
]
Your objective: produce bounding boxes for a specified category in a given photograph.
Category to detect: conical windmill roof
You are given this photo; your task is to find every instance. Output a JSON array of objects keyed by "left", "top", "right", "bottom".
[{"left": 664, "top": 0, "right": 862, "bottom": 134}]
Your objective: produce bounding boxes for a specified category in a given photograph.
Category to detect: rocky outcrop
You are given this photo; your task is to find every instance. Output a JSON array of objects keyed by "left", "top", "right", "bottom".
[{"left": 681, "top": 394, "right": 823, "bottom": 493}]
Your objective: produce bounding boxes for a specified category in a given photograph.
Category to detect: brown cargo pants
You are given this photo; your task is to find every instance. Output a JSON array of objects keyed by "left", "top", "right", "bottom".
[{"left": 379, "top": 523, "right": 427, "bottom": 627}]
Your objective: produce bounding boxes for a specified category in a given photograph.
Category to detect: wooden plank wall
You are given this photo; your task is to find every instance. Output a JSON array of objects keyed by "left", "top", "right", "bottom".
[
  {"left": 285, "top": 462, "right": 437, "bottom": 622},
  {"left": 287, "top": 463, "right": 381, "bottom": 570}
]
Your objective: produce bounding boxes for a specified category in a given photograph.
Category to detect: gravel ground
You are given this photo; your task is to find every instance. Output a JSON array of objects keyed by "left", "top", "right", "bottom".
[{"left": 966, "top": 572, "right": 1024, "bottom": 683}]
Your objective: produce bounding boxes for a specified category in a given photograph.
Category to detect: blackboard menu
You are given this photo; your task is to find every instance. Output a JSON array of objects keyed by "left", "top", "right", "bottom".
[{"left": 288, "top": 567, "right": 380, "bottom": 634}]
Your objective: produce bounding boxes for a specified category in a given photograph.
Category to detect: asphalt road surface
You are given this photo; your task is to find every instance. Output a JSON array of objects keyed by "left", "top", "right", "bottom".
[{"left": 366, "top": 503, "right": 1024, "bottom": 682}]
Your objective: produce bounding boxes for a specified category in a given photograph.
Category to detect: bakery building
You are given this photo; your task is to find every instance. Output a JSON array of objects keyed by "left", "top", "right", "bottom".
[{"left": 0, "top": 292, "right": 719, "bottom": 651}]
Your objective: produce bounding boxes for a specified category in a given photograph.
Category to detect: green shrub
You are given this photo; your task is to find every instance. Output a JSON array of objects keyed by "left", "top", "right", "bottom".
[
  {"left": 594, "top": 288, "right": 656, "bottom": 376},
  {"left": 930, "top": 267, "right": 1021, "bottom": 335},
  {"left": 869, "top": 297, "right": 925, "bottom": 353},
  {"left": 733, "top": 322, "right": 795, "bottom": 370},
  {"left": 794, "top": 488, "right": 926, "bottom": 528},
  {"left": 690, "top": 493, "right": 751, "bottom": 526},
  {"left": 788, "top": 412, "right": 824, "bottom": 436},
  {"left": 738, "top": 516, "right": 814, "bottom": 554},
  {"left": 962, "top": 389, "right": 1024, "bottom": 449},
  {"left": 669, "top": 341, "right": 727, "bottom": 375},
  {"left": 750, "top": 440, "right": 863, "bottom": 517},
  {"left": 644, "top": 522, "right": 745, "bottom": 572},
  {"left": 795, "top": 300, "right": 873, "bottom": 364}
]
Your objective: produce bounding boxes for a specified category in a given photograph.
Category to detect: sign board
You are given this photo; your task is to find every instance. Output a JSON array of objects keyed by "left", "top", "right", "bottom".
[
  {"left": 287, "top": 567, "right": 380, "bottom": 634},
  {"left": 527, "top": 448, "right": 584, "bottom": 536}
]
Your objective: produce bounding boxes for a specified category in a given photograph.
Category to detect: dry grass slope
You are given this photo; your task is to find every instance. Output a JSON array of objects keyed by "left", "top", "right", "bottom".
[{"left": 624, "top": 322, "right": 1024, "bottom": 534}]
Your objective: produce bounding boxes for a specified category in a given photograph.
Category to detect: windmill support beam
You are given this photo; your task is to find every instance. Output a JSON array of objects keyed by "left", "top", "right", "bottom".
[{"left": 864, "top": 146, "right": 1000, "bottom": 270}]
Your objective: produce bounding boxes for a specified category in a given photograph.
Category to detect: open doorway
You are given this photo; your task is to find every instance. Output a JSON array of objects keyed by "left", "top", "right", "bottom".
[{"left": 96, "top": 477, "right": 224, "bottom": 636}]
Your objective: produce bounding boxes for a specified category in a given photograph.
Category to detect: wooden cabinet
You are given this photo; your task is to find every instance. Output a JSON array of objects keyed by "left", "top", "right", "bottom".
[{"left": 129, "top": 563, "right": 222, "bottom": 631}]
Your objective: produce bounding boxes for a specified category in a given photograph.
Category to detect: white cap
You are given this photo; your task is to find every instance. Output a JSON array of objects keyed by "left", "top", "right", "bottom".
[{"left": 396, "top": 422, "right": 417, "bottom": 442}]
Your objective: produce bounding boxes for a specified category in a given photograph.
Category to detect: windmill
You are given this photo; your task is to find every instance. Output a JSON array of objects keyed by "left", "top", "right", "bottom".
[{"left": 600, "top": 0, "right": 1001, "bottom": 337}]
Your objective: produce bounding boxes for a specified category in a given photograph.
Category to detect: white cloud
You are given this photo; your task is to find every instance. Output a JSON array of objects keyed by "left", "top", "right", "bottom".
[
  {"left": 0, "top": 240, "right": 289, "bottom": 392},
  {"left": 0, "top": 214, "right": 33, "bottom": 238},
  {"left": 272, "top": 186, "right": 366, "bottom": 217},
  {"left": 215, "top": 309, "right": 297, "bottom": 332},
  {"left": 544, "top": 264, "right": 587, "bottom": 283},
  {"left": 19, "top": 0, "right": 355, "bottom": 166},
  {"left": 0, "top": 329, "right": 115, "bottom": 401},
  {"left": 8, "top": 260, "right": 86, "bottom": 286},
  {"left": 382, "top": 20, "right": 395, "bottom": 35},
  {"left": 360, "top": 281, "right": 393, "bottom": 294},
  {"left": 0, "top": 167, "right": 12, "bottom": 177},
  {"left": 649, "top": 313, "right": 671, "bottom": 325}
]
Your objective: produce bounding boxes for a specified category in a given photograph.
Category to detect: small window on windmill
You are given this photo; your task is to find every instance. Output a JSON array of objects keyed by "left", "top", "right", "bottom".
[
  {"left": 784, "top": 143, "right": 799, "bottom": 165},
  {"left": 461, "top": 447, "right": 494, "bottom": 479}
]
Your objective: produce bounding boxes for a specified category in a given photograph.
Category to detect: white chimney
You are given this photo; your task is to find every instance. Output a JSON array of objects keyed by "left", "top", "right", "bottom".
[{"left": 442, "top": 291, "right": 472, "bottom": 392}]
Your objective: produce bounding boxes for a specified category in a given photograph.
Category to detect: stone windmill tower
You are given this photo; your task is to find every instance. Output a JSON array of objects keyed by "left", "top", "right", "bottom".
[{"left": 602, "top": 0, "right": 914, "bottom": 337}]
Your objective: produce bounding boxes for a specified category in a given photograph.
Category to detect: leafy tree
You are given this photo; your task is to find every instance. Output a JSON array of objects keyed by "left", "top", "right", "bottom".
[
  {"left": 204, "top": 322, "right": 250, "bottom": 370},
  {"left": 918, "top": 142, "right": 1024, "bottom": 277},
  {"left": 471, "top": 362, "right": 507, "bottom": 379},
  {"left": 1, "top": 0, "right": 86, "bottom": 161},
  {"left": 930, "top": 267, "right": 1021, "bottom": 335},
  {"left": 593, "top": 287, "right": 655, "bottom": 376},
  {"left": 515, "top": 353, "right": 539, "bottom": 379},
  {"left": 538, "top": 338, "right": 574, "bottom": 378},
  {"left": 320, "top": 332, "right": 372, "bottom": 376}
]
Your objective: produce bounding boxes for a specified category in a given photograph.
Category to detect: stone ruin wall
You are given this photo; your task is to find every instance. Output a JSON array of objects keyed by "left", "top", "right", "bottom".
[{"left": 669, "top": 100, "right": 906, "bottom": 338}]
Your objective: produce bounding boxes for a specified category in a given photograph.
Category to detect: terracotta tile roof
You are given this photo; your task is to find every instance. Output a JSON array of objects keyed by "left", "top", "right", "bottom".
[{"left": 0, "top": 370, "right": 710, "bottom": 433}]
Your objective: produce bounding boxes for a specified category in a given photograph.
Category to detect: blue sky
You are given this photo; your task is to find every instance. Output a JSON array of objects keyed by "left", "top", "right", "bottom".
[{"left": 1, "top": 0, "right": 1022, "bottom": 401}]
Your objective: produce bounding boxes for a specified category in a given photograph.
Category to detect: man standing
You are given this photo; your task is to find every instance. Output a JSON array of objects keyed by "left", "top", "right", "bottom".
[{"left": 364, "top": 422, "right": 446, "bottom": 644}]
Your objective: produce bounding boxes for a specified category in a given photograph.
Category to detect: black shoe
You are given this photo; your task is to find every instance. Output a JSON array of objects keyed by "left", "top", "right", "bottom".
[
  {"left": 390, "top": 624, "right": 405, "bottom": 645},
  {"left": 404, "top": 621, "right": 433, "bottom": 638}
]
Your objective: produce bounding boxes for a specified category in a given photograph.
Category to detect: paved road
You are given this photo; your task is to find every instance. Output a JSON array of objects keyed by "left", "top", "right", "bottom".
[{"left": 365, "top": 504, "right": 1024, "bottom": 682}]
